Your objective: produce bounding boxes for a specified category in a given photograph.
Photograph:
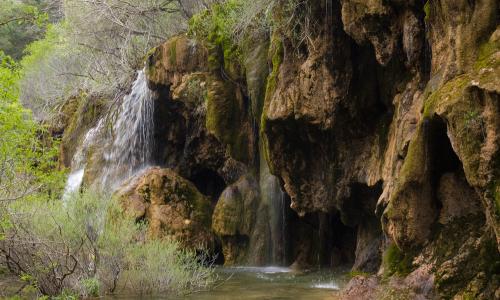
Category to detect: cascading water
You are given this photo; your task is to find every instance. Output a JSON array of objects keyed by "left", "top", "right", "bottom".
[
  {"left": 63, "top": 120, "right": 103, "bottom": 198},
  {"left": 100, "top": 69, "right": 156, "bottom": 189},
  {"left": 63, "top": 68, "right": 156, "bottom": 194},
  {"left": 259, "top": 143, "right": 287, "bottom": 265}
]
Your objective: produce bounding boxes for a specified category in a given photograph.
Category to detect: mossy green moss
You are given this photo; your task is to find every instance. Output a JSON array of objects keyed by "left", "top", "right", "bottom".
[
  {"left": 265, "top": 37, "right": 283, "bottom": 103},
  {"left": 423, "top": 75, "right": 470, "bottom": 118},
  {"left": 206, "top": 78, "right": 249, "bottom": 162},
  {"left": 260, "top": 35, "right": 283, "bottom": 172},
  {"left": 188, "top": 1, "right": 252, "bottom": 163},
  {"left": 168, "top": 37, "right": 178, "bottom": 66},
  {"left": 423, "top": 1, "right": 430, "bottom": 22},
  {"left": 188, "top": 0, "right": 244, "bottom": 79},
  {"left": 348, "top": 270, "right": 372, "bottom": 278},
  {"left": 61, "top": 93, "right": 106, "bottom": 167},
  {"left": 383, "top": 244, "right": 414, "bottom": 276},
  {"left": 398, "top": 122, "right": 427, "bottom": 183},
  {"left": 475, "top": 39, "right": 500, "bottom": 71},
  {"left": 212, "top": 188, "right": 243, "bottom": 236}
]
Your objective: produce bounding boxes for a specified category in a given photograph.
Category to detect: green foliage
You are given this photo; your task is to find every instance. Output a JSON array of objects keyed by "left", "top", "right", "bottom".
[
  {"left": 0, "top": 50, "right": 64, "bottom": 207},
  {"left": 475, "top": 39, "right": 500, "bottom": 71},
  {"left": 189, "top": 0, "right": 245, "bottom": 72},
  {"left": 80, "top": 277, "right": 100, "bottom": 297},
  {"left": 21, "top": 23, "right": 66, "bottom": 69},
  {"left": 19, "top": 22, "right": 84, "bottom": 118},
  {"left": 52, "top": 289, "right": 79, "bottom": 300},
  {"left": 2, "top": 190, "right": 215, "bottom": 297},
  {"left": 383, "top": 244, "right": 414, "bottom": 276},
  {"left": 0, "top": 0, "right": 50, "bottom": 60}
]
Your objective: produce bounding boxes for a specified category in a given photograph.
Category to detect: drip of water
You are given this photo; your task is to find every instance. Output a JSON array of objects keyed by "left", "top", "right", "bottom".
[{"left": 101, "top": 69, "right": 155, "bottom": 189}]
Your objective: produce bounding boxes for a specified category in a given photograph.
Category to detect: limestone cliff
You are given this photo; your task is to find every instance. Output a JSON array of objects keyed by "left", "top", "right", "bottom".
[{"left": 58, "top": 0, "right": 499, "bottom": 298}]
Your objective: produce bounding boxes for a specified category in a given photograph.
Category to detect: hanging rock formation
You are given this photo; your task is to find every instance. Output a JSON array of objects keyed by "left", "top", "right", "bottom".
[{"left": 57, "top": 0, "right": 500, "bottom": 298}]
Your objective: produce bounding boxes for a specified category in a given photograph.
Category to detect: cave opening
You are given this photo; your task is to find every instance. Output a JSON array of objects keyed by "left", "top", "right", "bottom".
[
  {"left": 427, "top": 116, "right": 463, "bottom": 186},
  {"left": 340, "top": 181, "right": 384, "bottom": 272},
  {"left": 427, "top": 116, "right": 465, "bottom": 214},
  {"left": 189, "top": 168, "right": 227, "bottom": 266},
  {"left": 286, "top": 210, "right": 357, "bottom": 269},
  {"left": 189, "top": 168, "right": 226, "bottom": 205}
]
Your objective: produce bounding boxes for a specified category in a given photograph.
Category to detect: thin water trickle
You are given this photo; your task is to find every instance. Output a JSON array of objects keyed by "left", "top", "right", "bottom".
[
  {"left": 259, "top": 141, "right": 287, "bottom": 265},
  {"left": 101, "top": 69, "right": 156, "bottom": 189},
  {"left": 63, "top": 119, "right": 104, "bottom": 198}
]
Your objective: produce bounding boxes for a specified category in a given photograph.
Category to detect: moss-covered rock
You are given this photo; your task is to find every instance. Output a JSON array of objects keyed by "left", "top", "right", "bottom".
[
  {"left": 205, "top": 78, "right": 251, "bottom": 163},
  {"left": 59, "top": 93, "right": 106, "bottom": 169},
  {"left": 382, "top": 244, "right": 414, "bottom": 277},
  {"left": 212, "top": 174, "right": 270, "bottom": 266},
  {"left": 115, "top": 167, "right": 217, "bottom": 252}
]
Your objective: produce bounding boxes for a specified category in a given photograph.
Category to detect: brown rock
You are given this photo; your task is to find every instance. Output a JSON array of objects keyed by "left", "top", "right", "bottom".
[{"left": 116, "top": 167, "right": 216, "bottom": 251}]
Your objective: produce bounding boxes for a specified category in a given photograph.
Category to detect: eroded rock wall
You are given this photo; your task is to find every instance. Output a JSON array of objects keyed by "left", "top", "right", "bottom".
[
  {"left": 58, "top": 0, "right": 500, "bottom": 297},
  {"left": 261, "top": 0, "right": 499, "bottom": 298}
]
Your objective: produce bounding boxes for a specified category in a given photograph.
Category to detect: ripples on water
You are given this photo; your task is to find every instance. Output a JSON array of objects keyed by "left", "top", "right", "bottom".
[{"left": 110, "top": 267, "right": 348, "bottom": 300}]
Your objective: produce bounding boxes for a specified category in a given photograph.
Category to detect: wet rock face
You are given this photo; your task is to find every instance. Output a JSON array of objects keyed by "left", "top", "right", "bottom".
[
  {"left": 212, "top": 174, "right": 270, "bottom": 266},
  {"left": 428, "top": 0, "right": 498, "bottom": 83},
  {"left": 261, "top": 0, "right": 499, "bottom": 298},
  {"left": 145, "top": 35, "right": 252, "bottom": 185},
  {"left": 61, "top": 0, "right": 499, "bottom": 296},
  {"left": 340, "top": 0, "right": 425, "bottom": 68},
  {"left": 116, "top": 167, "right": 217, "bottom": 251}
]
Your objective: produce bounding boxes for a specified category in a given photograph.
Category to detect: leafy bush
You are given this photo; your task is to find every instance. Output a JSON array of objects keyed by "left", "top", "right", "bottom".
[
  {"left": 0, "top": 50, "right": 65, "bottom": 206},
  {"left": 80, "top": 277, "right": 100, "bottom": 297},
  {"left": 0, "top": 190, "right": 215, "bottom": 297},
  {"left": 0, "top": 0, "right": 50, "bottom": 60}
]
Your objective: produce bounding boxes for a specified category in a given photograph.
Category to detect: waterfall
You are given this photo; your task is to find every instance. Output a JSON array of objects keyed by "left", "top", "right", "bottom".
[
  {"left": 259, "top": 143, "right": 286, "bottom": 265},
  {"left": 63, "top": 68, "right": 155, "bottom": 194},
  {"left": 63, "top": 119, "right": 103, "bottom": 198},
  {"left": 100, "top": 69, "right": 155, "bottom": 189}
]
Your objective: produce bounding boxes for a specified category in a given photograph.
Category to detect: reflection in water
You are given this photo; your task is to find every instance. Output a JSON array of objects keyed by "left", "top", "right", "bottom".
[{"left": 109, "top": 267, "right": 348, "bottom": 300}]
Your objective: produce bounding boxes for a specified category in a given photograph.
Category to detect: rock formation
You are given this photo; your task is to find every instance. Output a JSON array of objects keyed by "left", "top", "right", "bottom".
[{"left": 58, "top": 0, "right": 499, "bottom": 298}]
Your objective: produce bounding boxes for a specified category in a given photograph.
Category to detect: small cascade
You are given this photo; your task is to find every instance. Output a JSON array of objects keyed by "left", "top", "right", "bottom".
[
  {"left": 269, "top": 180, "right": 286, "bottom": 264},
  {"left": 63, "top": 120, "right": 103, "bottom": 198},
  {"left": 259, "top": 144, "right": 287, "bottom": 265},
  {"left": 101, "top": 69, "right": 156, "bottom": 189}
]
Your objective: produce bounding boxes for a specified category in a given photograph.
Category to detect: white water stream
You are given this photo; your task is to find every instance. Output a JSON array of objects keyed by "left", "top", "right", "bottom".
[
  {"left": 63, "top": 69, "right": 156, "bottom": 195},
  {"left": 100, "top": 69, "right": 155, "bottom": 189}
]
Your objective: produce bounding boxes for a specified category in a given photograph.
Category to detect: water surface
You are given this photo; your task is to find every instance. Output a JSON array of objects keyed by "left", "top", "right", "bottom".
[{"left": 113, "top": 267, "right": 348, "bottom": 300}]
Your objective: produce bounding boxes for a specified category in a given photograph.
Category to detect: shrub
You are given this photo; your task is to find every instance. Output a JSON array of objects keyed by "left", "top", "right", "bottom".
[
  {"left": 80, "top": 277, "right": 100, "bottom": 297},
  {"left": 0, "top": 190, "right": 215, "bottom": 297}
]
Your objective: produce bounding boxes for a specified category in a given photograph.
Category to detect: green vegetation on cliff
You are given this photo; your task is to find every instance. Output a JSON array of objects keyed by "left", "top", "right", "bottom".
[{"left": 382, "top": 244, "right": 414, "bottom": 276}]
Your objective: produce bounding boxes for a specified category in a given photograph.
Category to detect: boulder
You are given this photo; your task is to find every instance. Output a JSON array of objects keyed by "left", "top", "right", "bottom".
[{"left": 115, "top": 167, "right": 216, "bottom": 252}]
